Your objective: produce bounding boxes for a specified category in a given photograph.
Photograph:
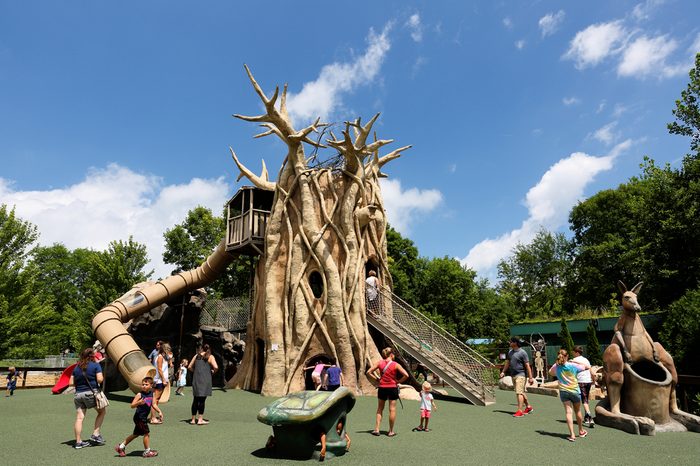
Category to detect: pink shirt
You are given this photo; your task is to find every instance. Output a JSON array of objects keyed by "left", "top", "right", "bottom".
[
  {"left": 378, "top": 360, "right": 398, "bottom": 388},
  {"left": 312, "top": 363, "right": 325, "bottom": 376}
]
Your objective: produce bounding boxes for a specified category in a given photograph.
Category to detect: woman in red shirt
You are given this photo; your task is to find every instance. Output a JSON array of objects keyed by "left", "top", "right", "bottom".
[{"left": 366, "top": 347, "right": 409, "bottom": 437}]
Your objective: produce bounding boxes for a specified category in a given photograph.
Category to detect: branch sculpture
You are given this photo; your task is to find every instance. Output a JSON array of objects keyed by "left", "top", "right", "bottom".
[{"left": 228, "top": 66, "right": 410, "bottom": 396}]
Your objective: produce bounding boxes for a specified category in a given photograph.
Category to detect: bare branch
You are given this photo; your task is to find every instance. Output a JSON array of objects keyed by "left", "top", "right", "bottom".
[
  {"left": 229, "top": 147, "right": 276, "bottom": 191},
  {"left": 356, "top": 113, "right": 380, "bottom": 147},
  {"left": 364, "top": 139, "right": 393, "bottom": 154},
  {"left": 280, "top": 84, "right": 289, "bottom": 121},
  {"left": 377, "top": 145, "right": 412, "bottom": 168}
]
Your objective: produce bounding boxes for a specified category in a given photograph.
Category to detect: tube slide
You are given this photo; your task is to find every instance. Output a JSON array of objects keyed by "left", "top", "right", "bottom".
[{"left": 92, "top": 239, "right": 235, "bottom": 393}]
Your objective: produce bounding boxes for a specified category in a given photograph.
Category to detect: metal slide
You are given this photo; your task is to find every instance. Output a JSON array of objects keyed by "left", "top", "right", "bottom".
[
  {"left": 91, "top": 240, "right": 236, "bottom": 392},
  {"left": 366, "top": 287, "right": 495, "bottom": 406}
]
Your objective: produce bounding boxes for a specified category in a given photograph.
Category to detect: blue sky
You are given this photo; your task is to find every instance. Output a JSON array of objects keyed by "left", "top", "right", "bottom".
[{"left": 2, "top": 1, "right": 699, "bottom": 281}]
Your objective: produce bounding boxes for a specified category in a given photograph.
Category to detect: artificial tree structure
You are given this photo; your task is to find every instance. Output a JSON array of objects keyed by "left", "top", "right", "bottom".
[{"left": 228, "top": 66, "right": 410, "bottom": 396}]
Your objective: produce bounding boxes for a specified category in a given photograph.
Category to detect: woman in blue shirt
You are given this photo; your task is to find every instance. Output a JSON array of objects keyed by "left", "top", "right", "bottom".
[{"left": 70, "top": 347, "right": 107, "bottom": 449}]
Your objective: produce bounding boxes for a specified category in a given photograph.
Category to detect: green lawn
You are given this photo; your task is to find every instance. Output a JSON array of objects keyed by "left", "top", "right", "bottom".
[{"left": 4, "top": 387, "right": 700, "bottom": 465}]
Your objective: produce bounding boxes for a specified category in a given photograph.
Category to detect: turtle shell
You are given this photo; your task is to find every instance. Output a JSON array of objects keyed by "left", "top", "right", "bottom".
[{"left": 257, "top": 387, "right": 356, "bottom": 426}]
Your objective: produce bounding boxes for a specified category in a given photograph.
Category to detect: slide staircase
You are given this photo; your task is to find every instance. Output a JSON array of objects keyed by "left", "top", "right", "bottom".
[{"left": 366, "top": 287, "right": 496, "bottom": 406}]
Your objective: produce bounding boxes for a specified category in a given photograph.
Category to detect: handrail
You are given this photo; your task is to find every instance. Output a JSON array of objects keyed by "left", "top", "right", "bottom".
[
  {"left": 367, "top": 286, "right": 495, "bottom": 402},
  {"left": 383, "top": 287, "right": 493, "bottom": 367}
]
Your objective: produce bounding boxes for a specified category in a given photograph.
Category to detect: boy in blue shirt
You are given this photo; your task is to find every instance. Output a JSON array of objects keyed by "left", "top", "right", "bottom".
[{"left": 115, "top": 377, "right": 158, "bottom": 458}]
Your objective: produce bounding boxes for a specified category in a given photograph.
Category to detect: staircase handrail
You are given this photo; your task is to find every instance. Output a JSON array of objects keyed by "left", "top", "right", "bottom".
[
  {"left": 370, "top": 286, "right": 496, "bottom": 399},
  {"left": 377, "top": 286, "right": 494, "bottom": 368}
]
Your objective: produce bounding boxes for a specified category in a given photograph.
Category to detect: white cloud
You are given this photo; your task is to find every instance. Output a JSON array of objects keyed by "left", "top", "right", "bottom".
[
  {"left": 286, "top": 22, "right": 392, "bottom": 124},
  {"left": 597, "top": 100, "right": 607, "bottom": 113},
  {"left": 564, "top": 20, "right": 627, "bottom": 69},
  {"left": 0, "top": 164, "right": 230, "bottom": 279},
  {"left": 539, "top": 10, "right": 565, "bottom": 38},
  {"left": 503, "top": 17, "right": 513, "bottom": 29},
  {"left": 405, "top": 13, "right": 423, "bottom": 42},
  {"left": 632, "top": 0, "right": 666, "bottom": 21},
  {"left": 612, "top": 103, "right": 627, "bottom": 117},
  {"left": 691, "top": 33, "right": 700, "bottom": 54},
  {"left": 448, "top": 163, "right": 457, "bottom": 173},
  {"left": 515, "top": 40, "right": 526, "bottom": 50},
  {"left": 461, "top": 141, "right": 632, "bottom": 278},
  {"left": 591, "top": 121, "right": 619, "bottom": 145},
  {"left": 562, "top": 96, "right": 580, "bottom": 106},
  {"left": 380, "top": 179, "right": 442, "bottom": 234},
  {"left": 412, "top": 56, "right": 428, "bottom": 76},
  {"left": 618, "top": 34, "right": 683, "bottom": 78}
]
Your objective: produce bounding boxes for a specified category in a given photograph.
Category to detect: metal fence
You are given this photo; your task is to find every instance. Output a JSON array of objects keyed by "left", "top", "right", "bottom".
[
  {"left": 369, "top": 286, "right": 497, "bottom": 397},
  {"left": 201, "top": 295, "right": 252, "bottom": 331}
]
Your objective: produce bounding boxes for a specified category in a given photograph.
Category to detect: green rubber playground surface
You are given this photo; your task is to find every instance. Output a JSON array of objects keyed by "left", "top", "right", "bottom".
[{"left": 4, "top": 387, "right": 699, "bottom": 465}]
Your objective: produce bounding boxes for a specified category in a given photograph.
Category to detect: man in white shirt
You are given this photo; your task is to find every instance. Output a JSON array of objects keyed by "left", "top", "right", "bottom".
[{"left": 572, "top": 346, "right": 594, "bottom": 427}]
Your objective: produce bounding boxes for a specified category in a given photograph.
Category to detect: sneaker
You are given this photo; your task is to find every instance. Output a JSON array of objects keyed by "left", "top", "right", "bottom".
[
  {"left": 115, "top": 445, "right": 126, "bottom": 457},
  {"left": 513, "top": 410, "right": 525, "bottom": 417},
  {"left": 143, "top": 450, "right": 158, "bottom": 458},
  {"left": 524, "top": 406, "right": 534, "bottom": 414},
  {"left": 589, "top": 417, "right": 595, "bottom": 428},
  {"left": 74, "top": 441, "right": 91, "bottom": 449},
  {"left": 90, "top": 434, "right": 105, "bottom": 445}
]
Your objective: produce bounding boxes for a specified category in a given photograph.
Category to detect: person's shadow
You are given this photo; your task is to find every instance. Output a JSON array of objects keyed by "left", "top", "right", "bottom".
[
  {"left": 492, "top": 409, "right": 516, "bottom": 416},
  {"left": 535, "top": 430, "right": 571, "bottom": 441}
]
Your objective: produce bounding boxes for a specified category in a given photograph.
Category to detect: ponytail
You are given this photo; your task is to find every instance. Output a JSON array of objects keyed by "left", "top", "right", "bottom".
[{"left": 556, "top": 349, "right": 568, "bottom": 366}]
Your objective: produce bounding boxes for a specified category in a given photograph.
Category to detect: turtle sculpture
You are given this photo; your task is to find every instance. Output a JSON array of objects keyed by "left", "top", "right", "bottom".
[{"left": 258, "top": 387, "right": 355, "bottom": 460}]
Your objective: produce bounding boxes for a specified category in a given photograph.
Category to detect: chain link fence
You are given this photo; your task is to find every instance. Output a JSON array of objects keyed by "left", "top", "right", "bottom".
[
  {"left": 370, "top": 286, "right": 497, "bottom": 399},
  {"left": 201, "top": 295, "right": 252, "bottom": 332}
]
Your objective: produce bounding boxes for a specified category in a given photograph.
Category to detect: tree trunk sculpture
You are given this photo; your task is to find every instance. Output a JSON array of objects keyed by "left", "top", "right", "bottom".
[{"left": 228, "top": 66, "right": 410, "bottom": 396}]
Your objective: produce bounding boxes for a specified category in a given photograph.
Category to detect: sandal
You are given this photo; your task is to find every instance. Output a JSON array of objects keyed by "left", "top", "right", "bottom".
[
  {"left": 423, "top": 428, "right": 430, "bottom": 432},
  {"left": 371, "top": 431, "right": 380, "bottom": 436},
  {"left": 412, "top": 427, "right": 424, "bottom": 432},
  {"left": 567, "top": 437, "right": 576, "bottom": 442},
  {"left": 387, "top": 432, "right": 397, "bottom": 437},
  {"left": 197, "top": 420, "right": 210, "bottom": 425},
  {"left": 579, "top": 430, "right": 588, "bottom": 438}
]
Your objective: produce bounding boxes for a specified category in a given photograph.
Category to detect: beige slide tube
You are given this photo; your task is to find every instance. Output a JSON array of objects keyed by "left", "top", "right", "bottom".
[{"left": 92, "top": 239, "right": 236, "bottom": 392}]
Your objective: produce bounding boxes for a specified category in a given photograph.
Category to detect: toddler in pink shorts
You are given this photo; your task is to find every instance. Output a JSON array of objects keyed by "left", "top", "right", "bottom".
[{"left": 413, "top": 381, "right": 437, "bottom": 432}]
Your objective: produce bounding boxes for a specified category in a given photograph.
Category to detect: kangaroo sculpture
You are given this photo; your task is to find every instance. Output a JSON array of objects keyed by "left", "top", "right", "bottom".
[{"left": 595, "top": 281, "right": 700, "bottom": 435}]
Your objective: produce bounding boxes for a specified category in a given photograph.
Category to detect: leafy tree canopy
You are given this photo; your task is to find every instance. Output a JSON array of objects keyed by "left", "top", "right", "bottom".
[{"left": 497, "top": 229, "right": 572, "bottom": 319}]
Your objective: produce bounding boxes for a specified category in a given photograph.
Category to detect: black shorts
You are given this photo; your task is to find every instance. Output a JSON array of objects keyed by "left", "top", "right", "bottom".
[
  {"left": 377, "top": 387, "right": 399, "bottom": 401},
  {"left": 326, "top": 384, "right": 340, "bottom": 391},
  {"left": 578, "top": 383, "right": 592, "bottom": 403},
  {"left": 133, "top": 419, "right": 149, "bottom": 436}
]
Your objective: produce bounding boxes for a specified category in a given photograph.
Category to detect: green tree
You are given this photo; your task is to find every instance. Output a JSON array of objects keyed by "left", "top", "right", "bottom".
[
  {"left": 163, "top": 206, "right": 251, "bottom": 298},
  {"left": 28, "top": 245, "right": 101, "bottom": 352},
  {"left": 668, "top": 52, "right": 700, "bottom": 157},
  {"left": 585, "top": 320, "right": 603, "bottom": 366},
  {"left": 0, "top": 205, "right": 46, "bottom": 358},
  {"left": 88, "top": 237, "right": 153, "bottom": 307},
  {"left": 659, "top": 287, "right": 700, "bottom": 375},
  {"left": 163, "top": 206, "right": 224, "bottom": 273},
  {"left": 386, "top": 225, "right": 420, "bottom": 306},
  {"left": 559, "top": 318, "right": 574, "bottom": 356},
  {"left": 414, "top": 256, "right": 477, "bottom": 339},
  {"left": 497, "top": 229, "right": 572, "bottom": 318}
]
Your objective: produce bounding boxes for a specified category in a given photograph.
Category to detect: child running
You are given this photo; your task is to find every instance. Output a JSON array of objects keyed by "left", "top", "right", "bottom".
[
  {"left": 5, "top": 367, "right": 21, "bottom": 397},
  {"left": 175, "top": 359, "right": 188, "bottom": 396},
  {"left": 115, "top": 377, "right": 158, "bottom": 458},
  {"left": 413, "top": 381, "right": 437, "bottom": 432}
]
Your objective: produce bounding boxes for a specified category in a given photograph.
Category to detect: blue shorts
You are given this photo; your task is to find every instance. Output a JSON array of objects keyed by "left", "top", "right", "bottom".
[{"left": 559, "top": 390, "right": 581, "bottom": 404}]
